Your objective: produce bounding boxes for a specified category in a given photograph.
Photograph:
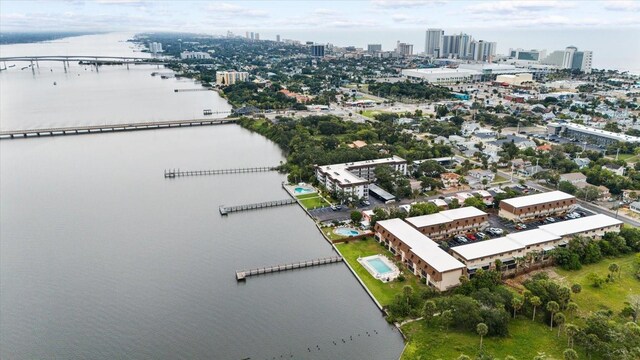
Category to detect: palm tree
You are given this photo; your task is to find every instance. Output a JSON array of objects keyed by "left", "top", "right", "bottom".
[
  {"left": 422, "top": 300, "right": 436, "bottom": 322},
  {"left": 440, "top": 310, "right": 453, "bottom": 331},
  {"left": 530, "top": 296, "right": 542, "bottom": 321},
  {"left": 565, "top": 324, "right": 579, "bottom": 348},
  {"left": 571, "top": 284, "right": 582, "bottom": 295},
  {"left": 554, "top": 312, "right": 566, "bottom": 336},
  {"left": 563, "top": 348, "right": 578, "bottom": 360},
  {"left": 402, "top": 285, "right": 413, "bottom": 306},
  {"left": 608, "top": 263, "right": 620, "bottom": 280},
  {"left": 512, "top": 296, "right": 524, "bottom": 318},
  {"left": 547, "top": 301, "right": 560, "bottom": 330},
  {"left": 566, "top": 302, "right": 578, "bottom": 320},
  {"left": 476, "top": 323, "right": 488, "bottom": 349}
]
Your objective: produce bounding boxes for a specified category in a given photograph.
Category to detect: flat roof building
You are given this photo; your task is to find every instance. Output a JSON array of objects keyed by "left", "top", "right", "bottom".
[
  {"left": 401, "top": 68, "right": 479, "bottom": 84},
  {"left": 375, "top": 219, "right": 465, "bottom": 291},
  {"left": 538, "top": 214, "right": 623, "bottom": 239},
  {"left": 315, "top": 156, "right": 407, "bottom": 201},
  {"left": 498, "top": 190, "right": 576, "bottom": 221},
  {"left": 547, "top": 122, "right": 640, "bottom": 146},
  {"left": 405, "top": 207, "right": 489, "bottom": 240}
]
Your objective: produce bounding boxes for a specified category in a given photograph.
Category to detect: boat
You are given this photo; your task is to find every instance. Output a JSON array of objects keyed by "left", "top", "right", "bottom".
[{"left": 53, "top": 82, "right": 57, "bottom": 86}]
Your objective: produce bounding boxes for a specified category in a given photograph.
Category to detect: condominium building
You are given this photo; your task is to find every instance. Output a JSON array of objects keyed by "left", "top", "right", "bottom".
[
  {"left": 498, "top": 191, "right": 576, "bottom": 221},
  {"left": 442, "top": 33, "right": 473, "bottom": 59},
  {"left": 310, "top": 44, "right": 325, "bottom": 57},
  {"left": 374, "top": 219, "right": 465, "bottom": 291},
  {"left": 315, "top": 156, "right": 407, "bottom": 201},
  {"left": 215, "top": 71, "right": 249, "bottom": 86},
  {"left": 547, "top": 122, "right": 640, "bottom": 146},
  {"left": 561, "top": 46, "right": 593, "bottom": 73},
  {"left": 149, "top": 42, "right": 163, "bottom": 54},
  {"left": 470, "top": 40, "right": 497, "bottom": 62},
  {"left": 367, "top": 44, "right": 382, "bottom": 53},
  {"left": 405, "top": 207, "right": 489, "bottom": 240},
  {"left": 425, "top": 28, "right": 444, "bottom": 58},
  {"left": 396, "top": 42, "right": 414, "bottom": 56},
  {"left": 180, "top": 51, "right": 211, "bottom": 60},
  {"left": 451, "top": 214, "right": 622, "bottom": 272}
]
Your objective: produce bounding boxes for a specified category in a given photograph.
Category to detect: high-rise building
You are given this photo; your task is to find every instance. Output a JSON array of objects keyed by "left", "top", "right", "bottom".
[
  {"left": 470, "top": 40, "right": 496, "bottom": 62},
  {"left": 509, "top": 48, "right": 547, "bottom": 61},
  {"left": 250, "top": 32, "right": 254, "bottom": 40},
  {"left": 425, "top": 28, "right": 444, "bottom": 58},
  {"left": 276, "top": 34, "right": 281, "bottom": 42},
  {"left": 367, "top": 44, "right": 382, "bottom": 53},
  {"left": 149, "top": 42, "right": 162, "bottom": 55},
  {"left": 216, "top": 71, "right": 249, "bottom": 86},
  {"left": 245, "top": 31, "right": 249, "bottom": 39},
  {"left": 560, "top": 46, "right": 592, "bottom": 73},
  {"left": 396, "top": 41, "right": 414, "bottom": 56},
  {"left": 310, "top": 44, "right": 325, "bottom": 57},
  {"left": 255, "top": 33, "right": 260, "bottom": 41}
]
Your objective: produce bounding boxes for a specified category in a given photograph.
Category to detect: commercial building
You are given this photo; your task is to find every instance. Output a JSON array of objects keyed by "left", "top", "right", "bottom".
[
  {"left": 498, "top": 190, "right": 576, "bottom": 221},
  {"left": 215, "top": 71, "right": 249, "bottom": 86},
  {"left": 367, "top": 44, "right": 382, "bottom": 53},
  {"left": 374, "top": 219, "right": 465, "bottom": 291},
  {"left": 405, "top": 207, "right": 489, "bottom": 240},
  {"left": 315, "top": 156, "right": 407, "bottom": 201},
  {"left": 180, "top": 51, "right": 211, "bottom": 60},
  {"left": 425, "top": 28, "right": 444, "bottom": 58},
  {"left": 561, "top": 46, "right": 593, "bottom": 73},
  {"left": 509, "top": 48, "right": 546, "bottom": 61},
  {"left": 310, "top": 44, "right": 325, "bottom": 57},
  {"left": 547, "top": 123, "right": 640, "bottom": 146},
  {"left": 451, "top": 214, "right": 622, "bottom": 272},
  {"left": 401, "top": 68, "right": 478, "bottom": 84},
  {"left": 495, "top": 73, "right": 534, "bottom": 86}
]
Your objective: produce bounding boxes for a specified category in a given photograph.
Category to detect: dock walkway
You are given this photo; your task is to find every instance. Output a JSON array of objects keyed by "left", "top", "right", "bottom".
[
  {"left": 219, "top": 198, "right": 296, "bottom": 215},
  {"left": 236, "top": 255, "right": 343, "bottom": 280},
  {"left": 165, "top": 166, "right": 277, "bottom": 178}
]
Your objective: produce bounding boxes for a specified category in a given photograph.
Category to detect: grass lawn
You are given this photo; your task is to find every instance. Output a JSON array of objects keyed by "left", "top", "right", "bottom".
[
  {"left": 401, "top": 318, "right": 593, "bottom": 360},
  {"left": 554, "top": 253, "right": 640, "bottom": 314},
  {"left": 336, "top": 239, "right": 424, "bottom": 306},
  {"left": 361, "top": 109, "right": 388, "bottom": 118},
  {"left": 608, "top": 153, "right": 638, "bottom": 163},
  {"left": 492, "top": 174, "right": 508, "bottom": 183},
  {"left": 296, "top": 193, "right": 319, "bottom": 200},
  {"left": 298, "top": 196, "right": 329, "bottom": 210}
]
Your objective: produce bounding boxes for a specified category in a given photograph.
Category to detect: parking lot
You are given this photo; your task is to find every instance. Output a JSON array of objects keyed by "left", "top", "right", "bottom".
[{"left": 445, "top": 205, "right": 597, "bottom": 249}]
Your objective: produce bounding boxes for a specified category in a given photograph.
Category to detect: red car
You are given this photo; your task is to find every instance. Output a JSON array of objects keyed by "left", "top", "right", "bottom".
[{"left": 465, "top": 233, "right": 477, "bottom": 241}]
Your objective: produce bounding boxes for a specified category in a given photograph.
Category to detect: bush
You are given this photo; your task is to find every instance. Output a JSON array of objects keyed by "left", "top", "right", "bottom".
[
  {"left": 396, "top": 274, "right": 406, "bottom": 282},
  {"left": 587, "top": 272, "right": 606, "bottom": 288}
]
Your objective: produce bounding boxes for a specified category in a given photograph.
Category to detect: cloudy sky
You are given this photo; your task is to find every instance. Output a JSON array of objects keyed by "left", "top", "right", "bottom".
[{"left": 2, "top": 0, "right": 640, "bottom": 33}]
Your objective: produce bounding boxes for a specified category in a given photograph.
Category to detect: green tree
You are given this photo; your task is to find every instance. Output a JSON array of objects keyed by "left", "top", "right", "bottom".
[
  {"left": 530, "top": 296, "right": 542, "bottom": 321},
  {"left": 565, "top": 323, "right": 579, "bottom": 348},
  {"left": 440, "top": 309, "right": 453, "bottom": 331},
  {"left": 608, "top": 262, "right": 620, "bottom": 280},
  {"left": 422, "top": 300, "right": 437, "bottom": 322},
  {"left": 476, "top": 322, "right": 488, "bottom": 349},
  {"left": 464, "top": 196, "right": 487, "bottom": 210},
  {"left": 567, "top": 302, "right": 578, "bottom": 320},
  {"left": 563, "top": 348, "right": 578, "bottom": 360},
  {"left": 350, "top": 210, "right": 363, "bottom": 223},
  {"left": 558, "top": 181, "right": 578, "bottom": 194},
  {"left": 547, "top": 301, "right": 560, "bottom": 330},
  {"left": 571, "top": 284, "right": 582, "bottom": 295},
  {"left": 512, "top": 296, "right": 524, "bottom": 318},
  {"left": 555, "top": 312, "right": 566, "bottom": 336}
]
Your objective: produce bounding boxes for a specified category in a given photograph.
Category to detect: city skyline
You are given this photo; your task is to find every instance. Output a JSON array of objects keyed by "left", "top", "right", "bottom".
[{"left": 2, "top": 0, "right": 640, "bottom": 32}]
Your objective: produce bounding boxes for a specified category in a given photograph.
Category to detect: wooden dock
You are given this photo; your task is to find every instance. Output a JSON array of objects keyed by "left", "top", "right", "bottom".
[
  {"left": 236, "top": 255, "right": 343, "bottom": 280},
  {"left": 164, "top": 166, "right": 278, "bottom": 178},
  {"left": 219, "top": 198, "right": 296, "bottom": 215}
]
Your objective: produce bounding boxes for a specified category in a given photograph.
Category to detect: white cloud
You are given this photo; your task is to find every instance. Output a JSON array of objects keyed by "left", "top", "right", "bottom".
[
  {"left": 371, "top": 0, "right": 445, "bottom": 9},
  {"left": 467, "top": 0, "right": 574, "bottom": 14},
  {"left": 604, "top": 1, "right": 640, "bottom": 12},
  {"left": 205, "top": 2, "right": 269, "bottom": 17}
]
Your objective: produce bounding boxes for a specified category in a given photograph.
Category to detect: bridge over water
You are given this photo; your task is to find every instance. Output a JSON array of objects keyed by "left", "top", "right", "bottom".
[{"left": 0, "top": 55, "right": 169, "bottom": 72}]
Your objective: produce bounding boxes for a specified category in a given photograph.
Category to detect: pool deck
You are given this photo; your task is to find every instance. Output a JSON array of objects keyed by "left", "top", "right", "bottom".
[{"left": 357, "top": 254, "right": 400, "bottom": 283}]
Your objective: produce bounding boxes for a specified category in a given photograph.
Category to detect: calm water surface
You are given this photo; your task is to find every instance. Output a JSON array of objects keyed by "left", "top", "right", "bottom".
[{"left": 0, "top": 33, "right": 405, "bottom": 359}]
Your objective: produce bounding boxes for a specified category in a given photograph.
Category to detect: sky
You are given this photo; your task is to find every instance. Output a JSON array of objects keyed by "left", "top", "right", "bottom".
[{"left": 2, "top": 0, "right": 640, "bottom": 33}]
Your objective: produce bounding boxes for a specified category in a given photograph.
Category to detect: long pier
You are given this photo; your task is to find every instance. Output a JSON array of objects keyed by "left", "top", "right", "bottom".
[
  {"left": 0, "top": 117, "right": 237, "bottom": 140},
  {"left": 165, "top": 166, "right": 278, "bottom": 178},
  {"left": 236, "top": 255, "right": 343, "bottom": 280},
  {"left": 174, "top": 88, "right": 211, "bottom": 92},
  {"left": 219, "top": 198, "right": 296, "bottom": 215}
]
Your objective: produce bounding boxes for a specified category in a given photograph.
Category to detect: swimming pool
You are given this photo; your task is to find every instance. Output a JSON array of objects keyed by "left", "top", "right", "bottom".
[
  {"left": 357, "top": 255, "right": 400, "bottom": 282},
  {"left": 294, "top": 187, "right": 314, "bottom": 194},
  {"left": 334, "top": 228, "right": 359, "bottom": 237}
]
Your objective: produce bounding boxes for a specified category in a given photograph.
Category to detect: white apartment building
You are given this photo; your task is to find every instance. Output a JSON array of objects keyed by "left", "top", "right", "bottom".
[
  {"left": 315, "top": 156, "right": 407, "bottom": 201},
  {"left": 215, "top": 71, "right": 249, "bottom": 86},
  {"left": 402, "top": 68, "right": 479, "bottom": 84},
  {"left": 180, "top": 51, "right": 211, "bottom": 60}
]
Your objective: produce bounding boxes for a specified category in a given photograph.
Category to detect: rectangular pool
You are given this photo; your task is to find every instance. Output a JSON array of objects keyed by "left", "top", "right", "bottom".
[{"left": 367, "top": 258, "right": 393, "bottom": 274}]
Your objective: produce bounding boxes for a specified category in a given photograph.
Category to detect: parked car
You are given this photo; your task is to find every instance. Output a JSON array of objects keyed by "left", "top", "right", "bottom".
[
  {"left": 545, "top": 217, "right": 556, "bottom": 223},
  {"left": 515, "top": 223, "right": 527, "bottom": 230},
  {"left": 330, "top": 205, "right": 338, "bottom": 211},
  {"left": 465, "top": 233, "right": 477, "bottom": 241},
  {"left": 476, "top": 232, "right": 487, "bottom": 240},
  {"left": 454, "top": 235, "right": 468, "bottom": 243}
]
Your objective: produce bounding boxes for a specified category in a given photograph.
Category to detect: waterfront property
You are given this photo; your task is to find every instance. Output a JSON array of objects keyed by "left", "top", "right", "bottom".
[
  {"left": 374, "top": 219, "right": 465, "bottom": 291},
  {"left": 315, "top": 156, "right": 407, "bottom": 201},
  {"left": 498, "top": 190, "right": 576, "bottom": 221},
  {"left": 404, "top": 207, "right": 489, "bottom": 241},
  {"left": 357, "top": 254, "right": 400, "bottom": 282}
]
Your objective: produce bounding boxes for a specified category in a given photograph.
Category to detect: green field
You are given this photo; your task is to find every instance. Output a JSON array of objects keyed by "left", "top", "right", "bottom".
[
  {"left": 554, "top": 252, "right": 640, "bottom": 314},
  {"left": 298, "top": 196, "right": 329, "bottom": 209},
  {"left": 336, "top": 239, "right": 424, "bottom": 306},
  {"left": 401, "top": 318, "right": 592, "bottom": 360},
  {"left": 361, "top": 109, "right": 388, "bottom": 118},
  {"left": 608, "top": 153, "right": 639, "bottom": 163},
  {"left": 492, "top": 174, "right": 508, "bottom": 183}
]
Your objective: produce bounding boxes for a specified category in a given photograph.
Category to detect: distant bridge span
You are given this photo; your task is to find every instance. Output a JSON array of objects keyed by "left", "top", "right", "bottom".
[{"left": 0, "top": 55, "right": 167, "bottom": 62}]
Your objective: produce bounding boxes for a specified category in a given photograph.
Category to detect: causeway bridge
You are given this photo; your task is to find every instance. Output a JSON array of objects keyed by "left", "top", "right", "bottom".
[
  {"left": 0, "top": 116, "right": 237, "bottom": 140},
  {"left": 0, "top": 55, "right": 169, "bottom": 72}
]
